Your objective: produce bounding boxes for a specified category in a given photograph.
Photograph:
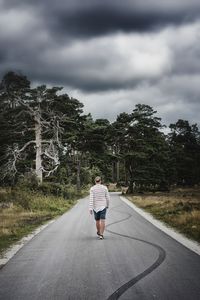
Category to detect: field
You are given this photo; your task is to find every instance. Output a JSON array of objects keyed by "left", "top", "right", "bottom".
[
  {"left": 127, "top": 187, "right": 200, "bottom": 243},
  {"left": 0, "top": 187, "right": 81, "bottom": 255}
]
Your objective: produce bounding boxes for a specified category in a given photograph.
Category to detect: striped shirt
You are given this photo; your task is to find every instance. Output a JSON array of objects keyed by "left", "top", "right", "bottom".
[{"left": 89, "top": 183, "right": 110, "bottom": 213}]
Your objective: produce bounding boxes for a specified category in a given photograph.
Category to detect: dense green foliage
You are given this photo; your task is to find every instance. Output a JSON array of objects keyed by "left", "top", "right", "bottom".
[{"left": 0, "top": 71, "right": 200, "bottom": 192}]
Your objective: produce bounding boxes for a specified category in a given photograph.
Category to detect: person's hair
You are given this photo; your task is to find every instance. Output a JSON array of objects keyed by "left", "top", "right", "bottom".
[{"left": 95, "top": 176, "right": 101, "bottom": 183}]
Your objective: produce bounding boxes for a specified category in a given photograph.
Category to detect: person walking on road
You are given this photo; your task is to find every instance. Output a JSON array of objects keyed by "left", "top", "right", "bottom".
[{"left": 89, "top": 176, "right": 110, "bottom": 240}]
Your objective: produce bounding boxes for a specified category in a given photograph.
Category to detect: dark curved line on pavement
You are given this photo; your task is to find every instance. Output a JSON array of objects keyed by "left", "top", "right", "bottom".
[{"left": 105, "top": 207, "right": 166, "bottom": 300}]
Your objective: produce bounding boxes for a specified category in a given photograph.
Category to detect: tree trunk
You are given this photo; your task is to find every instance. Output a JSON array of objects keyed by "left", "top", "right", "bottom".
[
  {"left": 128, "top": 178, "right": 134, "bottom": 194},
  {"left": 116, "top": 161, "right": 120, "bottom": 182},
  {"left": 35, "top": 113, "right": 43, "bottom": 183},
  {"left": 127, "top": 165, "right": 134, "bottom": 193},
  {"left": 124, "top": 160, "right": 128, "bottom": 185},
  {"left": 77, "top": 159, "right": 81, "bottom": 192},
  {"left": 112, "top": 161, "right": 116, "bottom": 182}
]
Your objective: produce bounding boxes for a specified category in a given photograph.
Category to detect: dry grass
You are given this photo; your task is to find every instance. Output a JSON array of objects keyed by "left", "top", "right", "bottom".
[
  {"left": 0, "top": 207, "right": 52, "bottom": 256},
  {"left": 127, "top": 189, "right": 200, "bottom": 243},
  {"left": 0, "top": 207, "right": 48, "bottom": 237},
  {"left": 0, "top": 189, "right": 76, "bottom": 255}
]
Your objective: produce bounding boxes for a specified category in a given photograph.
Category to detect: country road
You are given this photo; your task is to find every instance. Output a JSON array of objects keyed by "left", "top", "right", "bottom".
[{"left": 0, "top": 193, "right": 200, "bottom": 300}]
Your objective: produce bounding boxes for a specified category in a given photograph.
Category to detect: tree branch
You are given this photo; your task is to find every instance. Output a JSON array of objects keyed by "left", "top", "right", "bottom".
[{"left": 17, "top": 140, "right": 36, "bottom": 153}]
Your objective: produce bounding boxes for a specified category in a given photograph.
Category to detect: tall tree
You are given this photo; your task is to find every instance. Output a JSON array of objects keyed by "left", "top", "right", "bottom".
[
  {"left": 0, "top": 72, "right": 31, "bottom": 183},
  {"left": 0, "top": 72, "right": 84, "bottom": 184},
  {"left": 168, "top": 119, "right": 200, "bottom": 186},
  {"left": 112, "top": 104, "right": 171, "bottom": 192}
]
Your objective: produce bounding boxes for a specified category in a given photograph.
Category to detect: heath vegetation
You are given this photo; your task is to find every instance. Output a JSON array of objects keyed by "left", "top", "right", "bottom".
[{"left": 127, "top": 187, "right": 200, "bottom": 243}]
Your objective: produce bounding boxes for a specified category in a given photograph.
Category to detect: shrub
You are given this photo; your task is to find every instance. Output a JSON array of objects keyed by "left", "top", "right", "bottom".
[
  {"left": 38, "top": 182, "right": 65, "bottom": 197},
  {"left": 10, "top": 189, "right": 31, "bottom": 210},
  {"left": 17, "top": 173, "right": 39, "bottom": 190},
  {"left": 0, "top": 188, "right": 12, "bottom": 203},
  {"left": 38, "top": 182, "right": 84, "bottom": 199}
]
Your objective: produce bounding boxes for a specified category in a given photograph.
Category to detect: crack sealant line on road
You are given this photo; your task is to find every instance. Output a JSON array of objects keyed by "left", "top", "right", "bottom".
[
  {"left": 105, "top": 205, "right": 166, "bottom": 300},
  {"left": 120, "top": 196, "right": 200, "bottom": 256}
]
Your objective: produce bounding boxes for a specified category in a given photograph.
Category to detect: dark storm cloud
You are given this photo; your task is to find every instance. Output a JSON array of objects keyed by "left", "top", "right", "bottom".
[
  {"left": 55, "top": 9, "right": 189, "bottom": 38},
  {"left": 50, "top": 0, "right": 200, "bottom": 39},
  {"left": 2, "top": 0, "right": 200, "bottom": 38},
  {"left": 0, "top": 0, "right": 200, "bottom": 127}
]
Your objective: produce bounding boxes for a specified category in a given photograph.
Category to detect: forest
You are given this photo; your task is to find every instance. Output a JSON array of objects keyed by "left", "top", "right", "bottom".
[{"left": 0, "top": 71, "right": 200, "bottom": 194}]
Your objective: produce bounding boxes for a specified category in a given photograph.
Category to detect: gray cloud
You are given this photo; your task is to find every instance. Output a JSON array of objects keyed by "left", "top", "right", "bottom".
[
  {"left": 2, "top": 0, "right": 200, "bottom": 38},
  {"left": 0, "top": 0, "right": 200, "bottom": 127},
  {"left": 70, "top": 74, "right": 200, "bottom": 127}
]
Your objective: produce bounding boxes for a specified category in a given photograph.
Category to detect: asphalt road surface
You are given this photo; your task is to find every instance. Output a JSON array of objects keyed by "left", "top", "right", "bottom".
[{"left": 0, "top": 193, "right": 200, "bottom": 300}]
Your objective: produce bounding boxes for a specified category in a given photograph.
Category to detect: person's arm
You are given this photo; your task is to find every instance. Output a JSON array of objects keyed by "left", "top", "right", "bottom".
[
  {"left": 105, "top": 187, "right": 110, "bottom": 208},
  {"left": 89, "top": 188, "right": 94, "bottom": 214}
]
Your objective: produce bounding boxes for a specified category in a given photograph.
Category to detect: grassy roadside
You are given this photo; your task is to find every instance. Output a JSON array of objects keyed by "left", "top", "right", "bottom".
[
  {"left": 126, "top": 188, "right": 200, "bottom": 243},
  {"left": 0, "top": 187, "right": 87, "bottom": 256}
]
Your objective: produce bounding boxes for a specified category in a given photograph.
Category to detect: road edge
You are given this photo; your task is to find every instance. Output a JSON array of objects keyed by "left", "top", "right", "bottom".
[
  {"left": 0, "top": 199, "right": 82, "bottom": 269},
  {"left": 120, "top": 195, "right": 200, "bottom": 256},
  {"left": 0, "top": 219, "right": 55, "bottom": 269}
]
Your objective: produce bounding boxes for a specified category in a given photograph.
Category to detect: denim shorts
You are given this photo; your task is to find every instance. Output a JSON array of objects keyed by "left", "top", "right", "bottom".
[{"left": 94, "top": 208, "right": 107, "bottom": 221}]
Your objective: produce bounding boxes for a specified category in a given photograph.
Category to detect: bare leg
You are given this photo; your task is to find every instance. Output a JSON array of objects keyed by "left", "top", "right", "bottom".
[
  {"left": 100, "top": 220, "right": 105, "bottom": 236},
  {"left": 96, "top": 220, "right": 101, "bottom": 234}
]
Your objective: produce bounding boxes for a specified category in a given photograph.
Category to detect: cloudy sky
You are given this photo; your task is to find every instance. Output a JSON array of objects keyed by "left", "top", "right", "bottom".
[{"left": 0, "top": 0, "right": 200, "bottom": 127}]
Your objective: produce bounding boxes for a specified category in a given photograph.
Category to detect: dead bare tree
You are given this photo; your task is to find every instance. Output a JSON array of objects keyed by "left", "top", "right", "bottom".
[{"left": 0, "top": 74, "right": 65, "bottom": 183}]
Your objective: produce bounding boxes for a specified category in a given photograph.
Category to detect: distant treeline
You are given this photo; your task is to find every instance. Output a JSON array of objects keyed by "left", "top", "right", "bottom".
[{"left": 0, "top": 71, "right": 200, "bottom": 192}]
